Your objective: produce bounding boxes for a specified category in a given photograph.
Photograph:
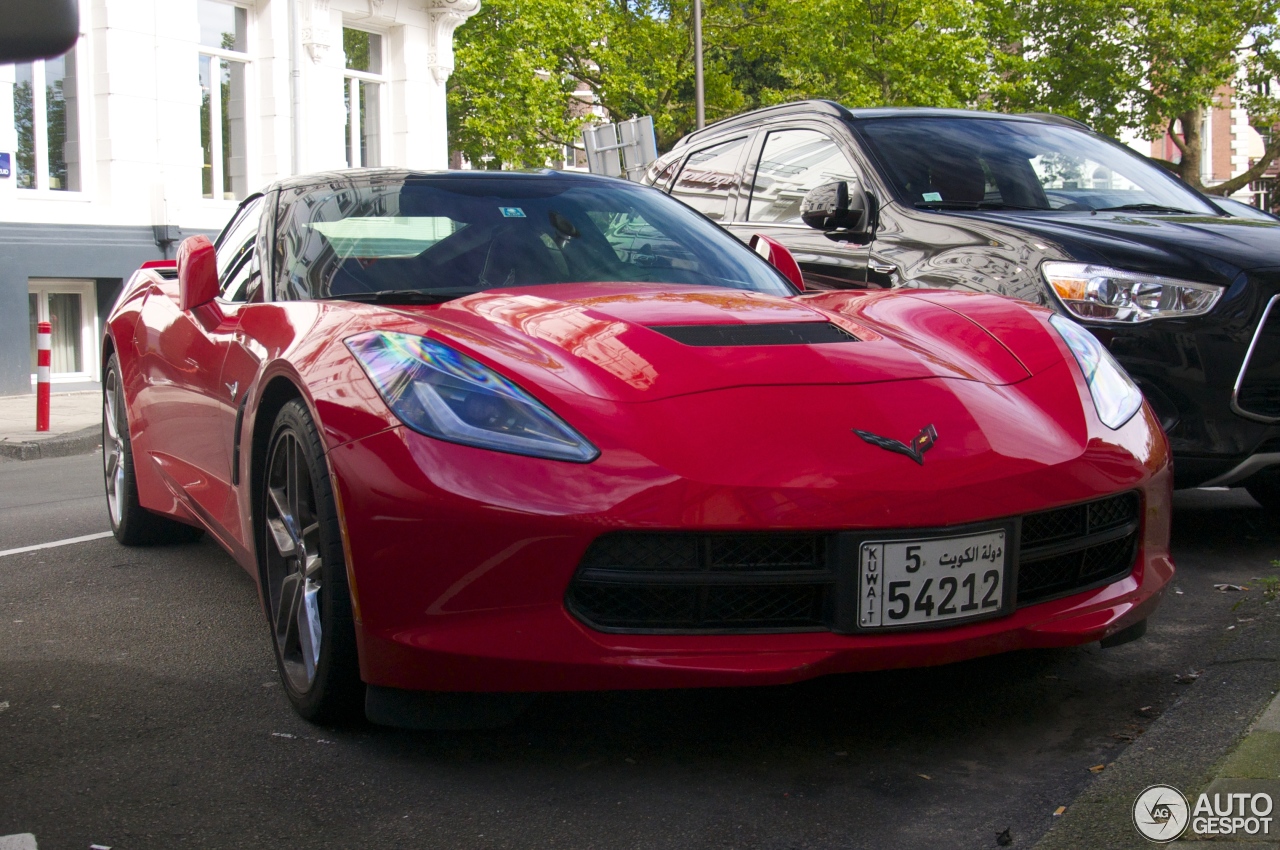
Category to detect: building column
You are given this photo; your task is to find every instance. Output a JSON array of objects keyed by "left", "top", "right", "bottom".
[{"left": 388, "top": 0, "right": 479, "bottom": 170}]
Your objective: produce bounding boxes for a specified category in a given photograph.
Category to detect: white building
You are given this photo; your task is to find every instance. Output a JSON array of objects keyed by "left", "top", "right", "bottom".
[{"left": 0, "top": 0, "right": 479, "bottom": 396}]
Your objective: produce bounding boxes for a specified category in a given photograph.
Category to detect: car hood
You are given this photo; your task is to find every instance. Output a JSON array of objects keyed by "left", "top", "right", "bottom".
[
  {"left": 371, "top": 282, "right": 1063, "bottom": 404},
  {"left": 946, "top": 209, "right": 1280, "bottom": 285}
]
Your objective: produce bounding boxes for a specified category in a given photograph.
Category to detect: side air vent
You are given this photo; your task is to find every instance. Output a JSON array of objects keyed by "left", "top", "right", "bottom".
[{"left": 648, "top": 322, "right": 858, "bottom": 347}]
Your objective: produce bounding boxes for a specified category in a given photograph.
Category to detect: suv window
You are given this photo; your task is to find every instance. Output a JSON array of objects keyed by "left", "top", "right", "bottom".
[
  {"left": 669, "top": 136, "right": 747, "bottom": 221},
  {"left": 747, "top": 129, "right": 861, "bottom": 224},
  {"left": 857, "top": 117, "right": 1216, "bottom": 213},
  {"left": 215, "top": 194, "right": 264, "bottom": 302}
]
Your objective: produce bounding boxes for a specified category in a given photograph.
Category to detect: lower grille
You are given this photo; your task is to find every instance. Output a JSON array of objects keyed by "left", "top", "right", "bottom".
[
  {"left": 1016, "top": 493, "right": 1141, "bottom": 604},
  {"left": 566, "top": 533, "right": 833, "bottom": 632},
  {"left": 565, "top": 493, "right": 1142, "bottom": 634}
]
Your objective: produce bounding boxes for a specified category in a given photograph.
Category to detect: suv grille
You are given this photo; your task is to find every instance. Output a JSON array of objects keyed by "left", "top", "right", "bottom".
[
  {"left": 1235, "top": 294, "right": 1280, "bottom": 420},
  {"left": 565, "top": 493, "right": 1142, "bottom": 633}
]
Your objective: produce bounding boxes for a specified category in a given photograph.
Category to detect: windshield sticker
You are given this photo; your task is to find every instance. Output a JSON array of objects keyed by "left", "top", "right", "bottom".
[
  {"left": 499, "top": 207, "right": 527, "bottom": 218},
  {"left": 922, "top": 192, "right": 942, "bottom": 202}
]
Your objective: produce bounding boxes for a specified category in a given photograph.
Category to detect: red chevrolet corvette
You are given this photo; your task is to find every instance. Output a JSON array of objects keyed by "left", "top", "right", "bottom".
[{"left": 102, "top": 169, "right": 1173, "bottom": 728}]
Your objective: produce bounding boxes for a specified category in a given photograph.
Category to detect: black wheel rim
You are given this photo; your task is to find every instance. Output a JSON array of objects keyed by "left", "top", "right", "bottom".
[{"left": 264, "top": 429, "right": 324, "bottom": 693}]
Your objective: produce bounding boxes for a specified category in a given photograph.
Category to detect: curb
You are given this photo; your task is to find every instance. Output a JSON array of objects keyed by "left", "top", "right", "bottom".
[
  {"left": 1033, "top": 602, "right": 1280, "bottom": 849},
  {"left": 0, "top": 425, "right": 102, "bottom": 461}
]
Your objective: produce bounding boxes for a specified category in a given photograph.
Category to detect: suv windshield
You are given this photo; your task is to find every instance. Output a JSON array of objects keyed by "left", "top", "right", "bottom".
[
  {"left": 855, "top": 117, "right": 1218, "bottom": 215},
  {"left": 276, "top": 175, "right": 795, "bottom": 301}
]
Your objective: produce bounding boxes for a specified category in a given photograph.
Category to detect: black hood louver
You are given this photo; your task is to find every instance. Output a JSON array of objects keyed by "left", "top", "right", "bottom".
[{"left": 648, "top": 322, "right": 858, "bottom": 347}]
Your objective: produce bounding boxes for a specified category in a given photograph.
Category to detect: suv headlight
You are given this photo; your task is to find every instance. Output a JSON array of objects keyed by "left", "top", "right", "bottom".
[
  {"left": 346, "top": 331, "right": 599, "bottom": 462},
  {"left": 1042, "top": 262, "right": 1222, "bottom": 322},
  {"left": 1050, "top": 315, "right": 1144, "bottom": 429}
]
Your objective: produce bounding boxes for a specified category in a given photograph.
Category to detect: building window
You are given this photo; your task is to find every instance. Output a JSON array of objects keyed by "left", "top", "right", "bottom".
[
  {"left": 13, "top": 49, "right": 81, "bottom": 191},
  {"left": 28, "top": 280, "right": 98, "bottom": 383},
  {"left": 343, "top": 28, "right": 384, "bottom": 168},
  {"left": 199, "top": 0, "right": 249, "bottom": 200}
]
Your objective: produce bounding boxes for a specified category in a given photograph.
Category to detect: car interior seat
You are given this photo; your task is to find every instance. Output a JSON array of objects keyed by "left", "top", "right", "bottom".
[{"left": 478, "top": 222, "right": 566, "bottom": 287}]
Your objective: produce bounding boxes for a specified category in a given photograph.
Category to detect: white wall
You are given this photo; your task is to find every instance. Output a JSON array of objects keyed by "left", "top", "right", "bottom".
[{"left": 0, "top": 0, "right": 478, "bottom": 234}]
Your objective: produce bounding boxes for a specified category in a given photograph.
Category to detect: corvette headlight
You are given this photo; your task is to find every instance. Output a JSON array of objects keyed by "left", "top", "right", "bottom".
[
  {"left": 1042, "top": 262, "right": 1221, "bottom": 322},
  {"left": 345, "top": 331, "right": 599, "bottom": 462},
  {"left": 1050, "top": 315, "right": 1144, "bottom": 429}
]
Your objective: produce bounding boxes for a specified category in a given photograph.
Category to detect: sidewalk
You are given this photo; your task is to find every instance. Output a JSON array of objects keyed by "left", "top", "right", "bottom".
[
  {"left": 0, "top": 391, "right": 102, "bottom": 460},
  {"left": 1035, "top": 598, "right": 1280, "bottom": 849}
]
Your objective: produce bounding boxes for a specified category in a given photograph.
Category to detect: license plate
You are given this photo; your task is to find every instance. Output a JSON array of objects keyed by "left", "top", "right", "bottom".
[{"left": 858, "top": 529, "right": 1009, "bottom": 629}]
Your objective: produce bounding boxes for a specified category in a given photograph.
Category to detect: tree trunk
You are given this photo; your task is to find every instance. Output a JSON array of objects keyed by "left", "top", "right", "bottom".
[{"left": 1172, "top": 109, "right": 1205, "bottom": 192}]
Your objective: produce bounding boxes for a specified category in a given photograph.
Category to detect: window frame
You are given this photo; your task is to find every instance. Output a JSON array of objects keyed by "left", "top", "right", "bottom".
[
  {"left": 342, "top": 26, "right": 387, "bottom": 169},
  {"left": 13, "top": 47, "right": 87, "bottom": 195},
  {"left": 669, "top": 135, "right": 753, "bottom": 223},
  {"left": 744, "top": 126, "right": 865, "bottom": 227},
  {"left": 198, "top": 0, "right": 253, "bottom": 203},
  {"left": 28, "top": 279, "right": 99, "bottom": 384}
]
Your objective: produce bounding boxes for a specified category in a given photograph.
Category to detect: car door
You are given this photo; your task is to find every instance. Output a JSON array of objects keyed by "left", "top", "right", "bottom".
[
  {"left": 131, "top": 201, "right": 261, "bottom": 532},
  {"left": 725, "top": 124, "right": 872, "bottom": 290}
]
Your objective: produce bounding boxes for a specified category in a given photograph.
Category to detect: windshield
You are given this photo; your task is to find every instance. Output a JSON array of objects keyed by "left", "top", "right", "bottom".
[
  {"left": 275, "top": 175, "right": 796, "bottom": 301},
  {"left": 855, "top": 117, "right": 1218, "bottom": 215}
]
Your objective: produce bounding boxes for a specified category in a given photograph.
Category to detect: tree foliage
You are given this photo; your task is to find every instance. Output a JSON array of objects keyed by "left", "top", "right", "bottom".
[{"left": 450, "top": 0, "right": 1280, "bottom": 195}]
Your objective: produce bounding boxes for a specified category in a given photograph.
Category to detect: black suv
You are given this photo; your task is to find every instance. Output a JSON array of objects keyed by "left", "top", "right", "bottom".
[{"left": 644, "top": 100, "right": 1280, "bottom": 504}]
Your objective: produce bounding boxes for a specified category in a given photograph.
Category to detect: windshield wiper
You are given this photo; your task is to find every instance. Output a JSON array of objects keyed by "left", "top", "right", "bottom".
[
  {"left": 1092, "top": 203, "right": 1196, "bottom": 214},
  {"left": 321, "top": 288, "right": 478, "bottom": 305},
  {"left": 914, "top": 200, "right": 1046, "bottom": 211}
]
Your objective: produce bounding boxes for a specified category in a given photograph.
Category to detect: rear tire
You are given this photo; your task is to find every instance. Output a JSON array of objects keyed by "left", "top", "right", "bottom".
[
  {"left": 1245, "top": 472, "right": 1280, "bottom": 512},
  {"left": 102, "top": 353, "right": 204, "bottom": 546},
  {"left": 261, "top": 399, "right": 363, "bottom": 724}
]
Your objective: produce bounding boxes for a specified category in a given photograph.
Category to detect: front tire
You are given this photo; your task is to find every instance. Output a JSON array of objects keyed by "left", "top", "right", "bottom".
[
  {"left": 102, "top": 353, "right": 203, "bottom": 546},
  {"left": 261, "top": 399, "right": 362, "bottom": 723}
]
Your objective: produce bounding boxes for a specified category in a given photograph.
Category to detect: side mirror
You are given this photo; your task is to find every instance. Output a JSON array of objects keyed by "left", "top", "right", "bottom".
[
  {"left": 177, "top": 235, "right": 219, "bottom": 311},
  {"left": 801, "top": 180, "right": 870, "bottom": 239},
  {"left": 749, "top": 234, "right": 805, "bottom": 291}
]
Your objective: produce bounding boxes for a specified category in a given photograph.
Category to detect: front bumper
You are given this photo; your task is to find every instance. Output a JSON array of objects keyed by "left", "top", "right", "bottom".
[{"left": 327, "top": 403, "right": 1174, "bottom": 693}]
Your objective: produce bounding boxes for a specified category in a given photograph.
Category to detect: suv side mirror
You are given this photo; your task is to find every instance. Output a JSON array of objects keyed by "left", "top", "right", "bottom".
[
  {"left": 749, "top": 234, "right": 805, "bottom": 291},
  {"left": 801, "top": 181, "right": 871, "bottom": 241},
  {"left": 177, "top": 235, "right": 219, "bottom": 311}
]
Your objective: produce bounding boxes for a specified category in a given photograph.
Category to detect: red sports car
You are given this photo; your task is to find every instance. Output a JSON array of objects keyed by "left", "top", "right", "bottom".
[{"left": 102, "top": 169, "right": 1173, "bottom": 728}]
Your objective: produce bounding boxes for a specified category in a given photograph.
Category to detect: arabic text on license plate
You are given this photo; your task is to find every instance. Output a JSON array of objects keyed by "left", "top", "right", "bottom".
[{"left": 858, "top": 530, "right": 1007, "bottom": 629}]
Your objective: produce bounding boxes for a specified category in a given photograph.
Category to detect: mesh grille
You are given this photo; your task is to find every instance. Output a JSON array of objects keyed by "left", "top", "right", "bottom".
[
  {"left": 704, "top": 585, "right": 823, "bottom": 624},
  {"left": 1022, "top": 508, "right": 1085, "bottom": 547},
  {"left": 1016, "top": 494, "right": 1140, "bottom": 604},
  {"left": 568, "top": 532, "right": 831, "bottom": 632},
  {"left": 569, "top": 585, "right": 698, "bottom": 628}
]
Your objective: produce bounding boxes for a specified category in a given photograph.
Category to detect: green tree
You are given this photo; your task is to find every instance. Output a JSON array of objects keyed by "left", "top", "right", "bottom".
[{"left": 990, "top": 0, "right": 1280, "bottom": 195}]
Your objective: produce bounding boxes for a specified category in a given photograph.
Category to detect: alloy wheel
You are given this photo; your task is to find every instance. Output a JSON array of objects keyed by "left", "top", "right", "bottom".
[
  {"left": 103, "top": 367, "right": 126, "bottom": 528},
  {"left": 264, "top": 430, "right": 325, "bottom": 693}
]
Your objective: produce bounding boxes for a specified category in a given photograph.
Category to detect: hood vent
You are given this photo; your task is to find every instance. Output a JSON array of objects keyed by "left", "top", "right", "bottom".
[{"left": 648, "top": 322, "right": 858, "bottom": 347}]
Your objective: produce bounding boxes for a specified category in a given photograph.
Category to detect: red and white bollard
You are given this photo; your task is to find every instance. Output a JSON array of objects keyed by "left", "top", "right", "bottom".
[{"left": 36, "top": 320, "right": 51, "bottom": 432}]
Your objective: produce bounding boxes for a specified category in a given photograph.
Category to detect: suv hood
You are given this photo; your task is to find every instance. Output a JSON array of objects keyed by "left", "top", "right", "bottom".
[{"left": 952, "top": 209, "right": 1280, "bottom": 285}]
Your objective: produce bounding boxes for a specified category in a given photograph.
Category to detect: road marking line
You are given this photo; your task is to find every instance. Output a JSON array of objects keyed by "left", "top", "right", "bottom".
[
  {"left": 0, "top": 531, "right": 113, "bottom": 559},
  {"left": 0, "top": 834, "right": 40, "bottom": 850}
]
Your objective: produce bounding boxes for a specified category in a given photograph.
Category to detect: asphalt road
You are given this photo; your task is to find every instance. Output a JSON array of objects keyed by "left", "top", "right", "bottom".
[{"left": 1, "top": 452, "right": 1278, "bottom": 850}]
